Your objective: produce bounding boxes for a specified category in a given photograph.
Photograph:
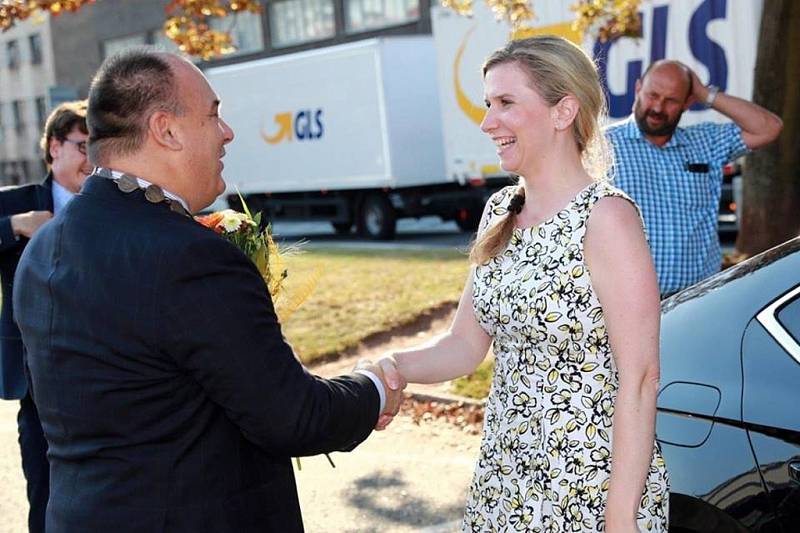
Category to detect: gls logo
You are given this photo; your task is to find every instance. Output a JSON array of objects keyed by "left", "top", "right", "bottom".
[
  {"left": 595, "top": 0, "right": 732, "bottom": 117},
  {"left": 261, "top": 109, "right": 324, "bottom": 145}
]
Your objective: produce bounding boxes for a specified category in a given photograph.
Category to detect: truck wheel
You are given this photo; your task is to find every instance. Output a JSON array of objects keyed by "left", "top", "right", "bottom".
[
  {"left": 331, "top": 222, "right": 352, "bottom": 235},
  {"left": 358, "top": 194, "right": 396, "bottom": 240}
]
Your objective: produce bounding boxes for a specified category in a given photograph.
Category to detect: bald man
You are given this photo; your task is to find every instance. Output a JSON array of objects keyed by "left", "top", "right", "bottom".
[{"left": 606, "top": 60, "right": 782, "bottom": 298}]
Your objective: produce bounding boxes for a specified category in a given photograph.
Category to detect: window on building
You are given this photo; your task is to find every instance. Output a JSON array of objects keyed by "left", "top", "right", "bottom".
[
  {"left": 12, "top": 100, "right": 25, "bottom": 132},
  {"left": 6, "top": 40, "right": 20, "bottom": 70},
  {"left": 345, "top": 0, "right": 420, "bottom": 33},
  {"left": 208, "top": 10, "right": 265, "bottom": 56},
  {"left": 35, "top": 97, "right": 47, "bottom": 130},
  {"left": 102, "top": 33, "right": 148, "bottom": 59},
  {"left": 270, "top": 0, "right": 335, "bottom": 48},
  {"left": 29, "top": 33, "right": 43, "bottom": 65}
]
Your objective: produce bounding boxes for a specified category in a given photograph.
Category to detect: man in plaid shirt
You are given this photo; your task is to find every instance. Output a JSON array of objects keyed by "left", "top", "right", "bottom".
[{"left": 607, "top": 60, "right": 782, "bottom": 298}]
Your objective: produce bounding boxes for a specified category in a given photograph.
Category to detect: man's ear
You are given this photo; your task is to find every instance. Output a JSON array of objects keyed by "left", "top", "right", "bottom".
[
  {"left": 682, "top": 93, "right": 695, "bottom": 111},
  {"left": 149, "top": 111, "right": 182, "bottom": 151},
  {"left": 552, "top": 95, "right": 579, "bottom": 131},
  {"left": 49, "top": 138, "right": 62, "bottom": 162}
]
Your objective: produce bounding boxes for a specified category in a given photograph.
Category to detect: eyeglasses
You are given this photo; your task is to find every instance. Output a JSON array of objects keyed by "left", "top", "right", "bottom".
[{"left": 63, "top": 139, "right": 87, "bottom": 155}]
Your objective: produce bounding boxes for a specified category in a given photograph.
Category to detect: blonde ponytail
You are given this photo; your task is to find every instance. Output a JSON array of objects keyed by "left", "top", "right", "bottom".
[{"left": 469, "top": 186, "right": 525, "bottom": 265}]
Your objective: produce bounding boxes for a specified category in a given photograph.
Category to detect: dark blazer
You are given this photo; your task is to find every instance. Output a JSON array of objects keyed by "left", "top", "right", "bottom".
[
  {"left": 0, "top": 174, "right": 52, "bottom": 399},
  {"left": 13, "top": 175, "right": 380, "bottom": 533}
]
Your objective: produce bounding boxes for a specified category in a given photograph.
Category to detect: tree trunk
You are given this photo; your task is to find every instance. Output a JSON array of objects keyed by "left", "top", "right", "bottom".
[{"left": 736, "top": 0, "right": 800, "bottom": 255}]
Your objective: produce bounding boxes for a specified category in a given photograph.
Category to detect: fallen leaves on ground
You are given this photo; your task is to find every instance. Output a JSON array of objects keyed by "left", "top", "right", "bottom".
[{"left": 399, "top": 395, "right": 484, "bottom": 435}]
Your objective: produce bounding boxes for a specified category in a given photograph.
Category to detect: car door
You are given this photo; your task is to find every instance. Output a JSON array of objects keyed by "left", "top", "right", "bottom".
[{"left": 742, "top": 284, "right": 800, "bottom": 532}]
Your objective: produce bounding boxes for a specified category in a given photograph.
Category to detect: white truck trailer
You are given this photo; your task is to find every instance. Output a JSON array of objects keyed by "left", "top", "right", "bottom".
[{"left": 205, "top": 36, "right": 501, "bottom": 239}]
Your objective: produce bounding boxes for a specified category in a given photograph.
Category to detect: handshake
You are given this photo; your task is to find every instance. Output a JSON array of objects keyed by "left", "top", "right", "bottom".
[{"left": 355, "top": 356, "right": 406, "bottom": 431}]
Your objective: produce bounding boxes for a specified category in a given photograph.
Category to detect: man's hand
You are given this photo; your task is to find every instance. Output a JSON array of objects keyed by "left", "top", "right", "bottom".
[
  {"left": 10, "top": 211, "right": 53, "bottom": 239},
  {"left": 355, "top": 357, "right": 407, "bottom": 431},
  {"left": 680, "top": 61, "right": 782, "bottom": 149},
  {"left": 683, "top": 64, "right": 709, "bottom": 107}
]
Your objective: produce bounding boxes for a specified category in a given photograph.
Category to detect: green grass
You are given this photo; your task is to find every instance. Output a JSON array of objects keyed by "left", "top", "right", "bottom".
[
  {"left": 278, "top": 247, "right": 470, "bottom": 364},
  {"left": 451, "top": 358, "right": 494, "bottom": 399}
]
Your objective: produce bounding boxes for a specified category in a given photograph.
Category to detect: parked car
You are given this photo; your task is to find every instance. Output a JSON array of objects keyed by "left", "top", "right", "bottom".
[{"left": 658, "top": 236, "right": 800, "bottom": 532}]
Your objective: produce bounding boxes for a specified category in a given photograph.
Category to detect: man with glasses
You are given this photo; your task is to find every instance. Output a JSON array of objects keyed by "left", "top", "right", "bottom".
[{"left": 0, "top": 100, "right": 90, "bottom": 533}]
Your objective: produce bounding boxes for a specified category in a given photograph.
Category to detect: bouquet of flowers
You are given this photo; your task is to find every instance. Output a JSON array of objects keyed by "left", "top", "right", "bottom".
[{"left": 195, "top": 201, "right": 315, "bottom": 322}]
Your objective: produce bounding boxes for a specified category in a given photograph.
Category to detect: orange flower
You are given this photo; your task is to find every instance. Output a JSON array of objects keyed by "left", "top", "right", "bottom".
[{"left": 195, "top": 212, "right": 224, "bottom": 233}]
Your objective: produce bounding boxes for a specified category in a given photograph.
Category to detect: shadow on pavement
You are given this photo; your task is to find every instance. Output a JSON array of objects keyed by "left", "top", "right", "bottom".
[{"left": 345, "top": 469, "right": 465, "bottom": 530}]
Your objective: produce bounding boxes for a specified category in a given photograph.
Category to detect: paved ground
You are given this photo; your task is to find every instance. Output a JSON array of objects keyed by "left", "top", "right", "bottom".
[
  {"left": 0, "top": 401, "right": 28, "bottom": 533},
  {"left": 0, "top": 403, "right": 481, "bottom": 533}
]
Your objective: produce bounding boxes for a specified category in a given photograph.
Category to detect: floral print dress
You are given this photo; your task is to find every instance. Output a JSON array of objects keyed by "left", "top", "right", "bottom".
[{"left": 463, "top": 182, "right": 669, "bottom": 532}]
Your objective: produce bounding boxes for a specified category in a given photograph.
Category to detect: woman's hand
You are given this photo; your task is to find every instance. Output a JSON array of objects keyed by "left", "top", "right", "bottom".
[{"left": 374, "top": 355, "right": 407, "bottom": 430}]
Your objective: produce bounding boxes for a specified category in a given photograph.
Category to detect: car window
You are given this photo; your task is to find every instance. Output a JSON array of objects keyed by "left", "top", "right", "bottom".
[{"left": 777, "top": 295, "right": 800, "bottom": 344}]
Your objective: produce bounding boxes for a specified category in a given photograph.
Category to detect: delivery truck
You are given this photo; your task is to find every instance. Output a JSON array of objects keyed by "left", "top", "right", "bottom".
[
  {"left": 206, "top": 0, "right": 761, "bottom": 238},
  {"left": 205, "top": 36, "right": 504, "bottom": 239}
]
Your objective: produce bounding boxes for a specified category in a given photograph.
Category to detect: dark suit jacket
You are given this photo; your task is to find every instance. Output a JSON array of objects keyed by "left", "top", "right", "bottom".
[
  {"left": 13, "top": 175, "right": 380, "bottom": 532},
  {"left": 0, "top": 174, "right": 52, "bottom": 399}
]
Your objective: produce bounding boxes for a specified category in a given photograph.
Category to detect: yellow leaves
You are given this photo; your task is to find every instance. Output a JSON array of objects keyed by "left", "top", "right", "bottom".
[
  {"left": 439, "top": 0, "right": 641, "bottom": 40},
  {"left": 163, "top": 1, "right": 263, "bottom": 59},
  {"left": 485, "top": 0, "right": 534, "bottom": 29},
  {"left": 441, "top": 0, "right": 474, "bottom": 18},
  {"left": 1, "top": 0, "right": 95, "bottom": 31},
  {"left": 570, "top": 0, "right": 643, "bottom": 42}
]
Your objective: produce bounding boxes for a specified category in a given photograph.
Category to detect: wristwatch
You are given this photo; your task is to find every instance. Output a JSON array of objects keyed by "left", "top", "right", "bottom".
[{"left": 704, "top": 85, "right": 719, "bottom": 108}]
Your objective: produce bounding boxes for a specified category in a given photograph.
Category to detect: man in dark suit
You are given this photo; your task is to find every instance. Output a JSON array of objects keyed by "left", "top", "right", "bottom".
[
  {"left": 0, "top": 100, "right": 91, "bottom": 533},
  {"left": 13, "top": 50, "right": 403, "bottom": 532}
]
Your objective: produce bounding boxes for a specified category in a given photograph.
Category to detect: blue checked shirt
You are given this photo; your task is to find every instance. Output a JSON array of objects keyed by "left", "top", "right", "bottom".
[{"left": 606, "top": 117, "right": 748, "bottom": 295}]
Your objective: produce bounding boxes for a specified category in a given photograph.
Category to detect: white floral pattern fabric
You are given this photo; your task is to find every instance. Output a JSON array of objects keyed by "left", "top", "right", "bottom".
[{"left": 463, "top": 182, "right": 669, "bottom": 532}]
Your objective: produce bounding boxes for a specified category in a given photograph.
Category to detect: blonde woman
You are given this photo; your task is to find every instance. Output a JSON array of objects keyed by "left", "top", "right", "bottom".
[{"left": 379, "top": 36, "right": 669, "bottom": 531}]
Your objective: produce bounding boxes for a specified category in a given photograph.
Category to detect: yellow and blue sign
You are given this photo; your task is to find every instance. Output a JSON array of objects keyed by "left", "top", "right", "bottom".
[{"left": 261, "top": 109, "right": 324, "bottom": 145}]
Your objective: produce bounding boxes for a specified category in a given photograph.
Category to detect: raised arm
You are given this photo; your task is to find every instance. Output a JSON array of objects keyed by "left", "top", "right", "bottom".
[
  {"left": 687, "top": 68, "right": 783, "bottom": 150},
  {"left": 584, "top": 196, "right": 661, "bottom": 532}
]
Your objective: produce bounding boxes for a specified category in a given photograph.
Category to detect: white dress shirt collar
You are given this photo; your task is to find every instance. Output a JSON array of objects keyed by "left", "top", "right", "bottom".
[{"left": 51, "top": 179, "right": 75, "bottom": 215}]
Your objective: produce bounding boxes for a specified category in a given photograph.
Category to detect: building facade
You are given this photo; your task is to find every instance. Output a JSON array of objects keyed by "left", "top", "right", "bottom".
[
  {"left": 0, "top": 17, "right": 56, "bottom": 185},
  {"left": 0, "top": 0, "right": 432, "bottom": 185}
]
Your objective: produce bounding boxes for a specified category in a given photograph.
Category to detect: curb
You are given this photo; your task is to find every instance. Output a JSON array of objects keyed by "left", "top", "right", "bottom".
[{"left": 405, "top": 389, "right": 485, "bottom": 408}]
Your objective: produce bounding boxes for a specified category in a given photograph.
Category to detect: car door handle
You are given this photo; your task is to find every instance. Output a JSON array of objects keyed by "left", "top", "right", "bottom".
[{"left": 790, "top": 462, "right": 800, "bottom": 484}]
